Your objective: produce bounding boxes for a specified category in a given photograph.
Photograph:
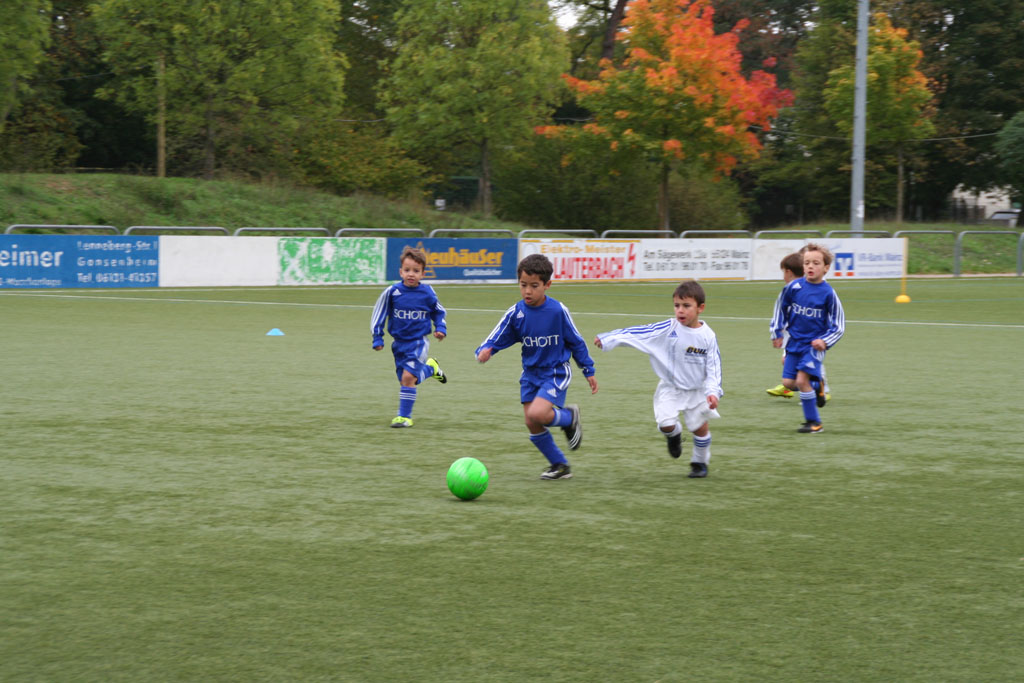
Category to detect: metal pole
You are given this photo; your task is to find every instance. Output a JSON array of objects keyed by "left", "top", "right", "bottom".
[{"left": 850, "top": 0, "right": 869, "bottom": 235}]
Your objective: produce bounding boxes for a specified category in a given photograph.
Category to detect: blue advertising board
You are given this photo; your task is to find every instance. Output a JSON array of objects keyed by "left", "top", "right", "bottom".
[
  {"left": 0, "top": 235, "right": 159, "bottom": 288},
  {"left": 385, "top": 238, "right": 518, "bottom": 282}
]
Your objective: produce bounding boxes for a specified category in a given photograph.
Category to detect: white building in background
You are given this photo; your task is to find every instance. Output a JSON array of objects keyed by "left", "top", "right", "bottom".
[{"left": 950, "top": 184, "right": 1015, "bottom": 216}]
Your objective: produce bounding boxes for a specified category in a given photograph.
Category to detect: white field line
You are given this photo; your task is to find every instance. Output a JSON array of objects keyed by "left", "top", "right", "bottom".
[{"left": 3, "top": 290, "right": 1023, "bottom": 330}]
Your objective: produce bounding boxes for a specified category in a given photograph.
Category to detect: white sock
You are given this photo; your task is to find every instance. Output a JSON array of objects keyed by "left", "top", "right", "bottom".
[{"left": 692, "top": 433, "right": 711, "bottom": 464}]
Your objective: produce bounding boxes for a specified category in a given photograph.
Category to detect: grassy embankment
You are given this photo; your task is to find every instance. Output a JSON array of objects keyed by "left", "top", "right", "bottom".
[{"left": 1, "top": 172, "right": 1020, "bottom": 274}]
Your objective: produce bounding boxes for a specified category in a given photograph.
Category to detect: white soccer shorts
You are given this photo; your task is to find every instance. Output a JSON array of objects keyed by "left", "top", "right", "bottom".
[{"left": 653, "top": 380, "right": 721, "bottom": 432}]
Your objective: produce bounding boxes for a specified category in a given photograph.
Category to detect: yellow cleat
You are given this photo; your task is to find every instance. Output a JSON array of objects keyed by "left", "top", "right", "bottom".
[
  {"left": 766, "top": 384, "right": 795, "bottom": 398},
  {"left": 426, "top": 357, "right": 447, "bottom": 384},
  {"left": 390, "top": 416, "right": 414, "bottom": 428}
]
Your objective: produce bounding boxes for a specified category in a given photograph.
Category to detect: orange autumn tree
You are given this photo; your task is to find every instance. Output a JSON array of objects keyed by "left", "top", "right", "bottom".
[{"left": 542, "top": 0, "right": 791, "bottom": 230}]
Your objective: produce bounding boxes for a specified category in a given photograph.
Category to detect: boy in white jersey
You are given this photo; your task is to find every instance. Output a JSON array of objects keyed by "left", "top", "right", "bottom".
[
  {"left": 594, "top": 280, "right": 722, "bottom": 478},
  {"left": 476, "top": 254, "right": 598, "bottom": 481},
  {"left": 769, "top": 243, "right": 845, "bottom": 434}
]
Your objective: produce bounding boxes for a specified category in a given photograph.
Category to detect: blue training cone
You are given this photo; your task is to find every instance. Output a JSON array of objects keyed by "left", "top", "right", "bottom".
[{"left": 266, "top": 328, "right": 285, "bottom": 336}]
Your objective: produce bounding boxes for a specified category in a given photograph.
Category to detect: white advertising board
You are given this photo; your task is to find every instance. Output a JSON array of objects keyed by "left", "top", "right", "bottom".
[
  {"left": 159, "top": 236, "right": 279, "bottom": 287},
  {"left": 636, "top": 239, "right": 751, "bottom": 279},
  {"left": 750, "top": 238, "right": 906, "bottom": 280},
  {"left": 519, "top": 239, "right": 641, "bottom": 281},
  {"left": 522, "top": 237, "right": 905, "bottom": 282},
  {"left": 520, "top": 238, "right": 751, "bottom": 281}
]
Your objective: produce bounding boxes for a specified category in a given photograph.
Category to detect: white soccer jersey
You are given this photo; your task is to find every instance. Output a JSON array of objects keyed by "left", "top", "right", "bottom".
[{"left": 597, "top": 319, "right": 723, "bottom": 397}]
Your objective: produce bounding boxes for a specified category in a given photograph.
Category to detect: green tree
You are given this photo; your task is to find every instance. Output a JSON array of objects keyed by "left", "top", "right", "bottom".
[
  {"left": 337, "top": 0, "right": 403, "bottom": 117},
  {"left": 379, "top": 0, "right": 568, "bottom": 216},
  {"left": 92, "top": 0, "right": 347, "bottom": 179},
  {"left": 287, "top": 120, "right": 427, "bottom": 198},
  {"left": 29, "top": 1, "right": 152, "bottom": 171},
  {"left": 493, "top": 130, "right": 658, "bottom": 228},
  {"left": 824, "top": 13, "right": 935, "bottom": 220},
  {"left": 754, "top": 0, "right": 857, "bottom": 223},
  {"left": 0, "top": 1, "right": 52, "bottom": 130},
  {"left": 889, "top": 1, "right": 1024, "bottom": 214},
  {"left": 995, "top": 112, "right": 1024, "bottom": 203}
]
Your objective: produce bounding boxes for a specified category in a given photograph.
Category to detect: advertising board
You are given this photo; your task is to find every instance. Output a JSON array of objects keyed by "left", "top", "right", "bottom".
[
  {"left": 519, "top": 238, "right": 751, "bottom": 281},
  {"left": 160, "top": 236, "right": 278, "bottom": 287},
  {"left": 518, "top": 239, "right": 640, "bottom": 281},
  {"left": 0, "top": 235, "right": 158, "bottom": 288},
  {"left": 280, "top": 237, "right": 385, "bottom": 285},
  {"left": 385, "top": 238, "right": 518, "bottom": 282},
  {"left": 750, "top": 238, "right": 906, "bottom": 280}
]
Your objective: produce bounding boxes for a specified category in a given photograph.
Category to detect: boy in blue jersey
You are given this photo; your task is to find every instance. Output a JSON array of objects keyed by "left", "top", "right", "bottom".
[
  {"left": 765, "top": 252, "right": 831, "bottom": 401},
  {"left": 476, "top": 254, "right": 598, "bottom": 480},
  {"left": 769, "top": 243, "right": 845, "bottom": 433},
  {"left": 371, "top": 246, "right": 448, "bottom": 428}
]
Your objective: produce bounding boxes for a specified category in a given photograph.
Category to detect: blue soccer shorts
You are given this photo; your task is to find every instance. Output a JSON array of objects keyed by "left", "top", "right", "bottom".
[
  {"left": 782, "top": 347, "right": 825, "bottom": 381},
  {"left": 392, "top": 337, "right": 432, "bottom": 384},
  {"left": 519, "top": 364, "right": 572, "bottom": 406}
]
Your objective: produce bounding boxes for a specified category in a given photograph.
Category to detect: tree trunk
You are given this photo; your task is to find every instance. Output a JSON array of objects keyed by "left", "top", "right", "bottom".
[
  {"left": 0, "top": 74, "right": 17, "bottom": 131},
  {"left": 203, "top": 97, "right": 216, "bottom": 180},
  {"left": 896, "top": 144, "right": 904, "bottom": 223},
  {"left": 479, "top": 137, "right": 493, "bottom": 216},
  {"left": 657, "top": 161, "right": 671, "bottom": 233},
  {"left": 601, "top": 0, "right": 630, "bottom": 62},
  {"left": 156, "top": 54, "right": 166, "bottom": 178}
]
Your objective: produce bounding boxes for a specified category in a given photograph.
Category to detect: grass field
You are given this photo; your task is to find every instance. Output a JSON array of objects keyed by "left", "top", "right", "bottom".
[{"left": 2, "top": 278, "right": 1022, "bottom": 681}]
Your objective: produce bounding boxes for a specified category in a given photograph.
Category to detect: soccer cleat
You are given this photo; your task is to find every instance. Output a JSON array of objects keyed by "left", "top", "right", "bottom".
[
  {"left": 666, "top": 433, "right": 682, "bottom": 459},
  {"left": 426, "top": 357, "right": 447, "bottom": 384},
  {"left": 561, "top": 404, "right": 582, "bottom": 450},
  {"left": 390, "top": 416, "right": 414, "bottom": 428},
  {"left": 540, "top": 463, "right": 573, "bottom": 480},
  {"left": 797, "top": 421, "right": 823, "bottom": 433},
  {"left": 766, "top": 384, "right": 795, "bottom": 398},
  {"left": 814, "top": 382, "right": 827, "bottom": 408},
  {"left": 688, "top": 462, "right": 708, "bottom": 478}
]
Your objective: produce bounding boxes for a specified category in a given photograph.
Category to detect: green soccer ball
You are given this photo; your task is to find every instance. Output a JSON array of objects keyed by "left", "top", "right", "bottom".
[{"left": 447, "top": 457, "right": 489, "bottom": 500}]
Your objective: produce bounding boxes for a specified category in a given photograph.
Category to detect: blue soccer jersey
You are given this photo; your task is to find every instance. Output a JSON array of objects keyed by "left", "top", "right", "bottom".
[
  {"left": 476, "top": 296, "right": 595, "bottom": 377},
  {"left": 371, "top": 281, "right": 447, "bottom": 347},
  {"left": 769, "top": 277, "right": 844, "bottom": 352}
]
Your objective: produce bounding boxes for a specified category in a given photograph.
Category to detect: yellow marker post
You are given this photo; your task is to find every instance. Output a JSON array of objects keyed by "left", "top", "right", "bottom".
[
  {"left": 895, "top": 236, "right": 911, "bottom": 303},
  {"left": 897, "top": 236, "right": 913, "bottom": 303}
]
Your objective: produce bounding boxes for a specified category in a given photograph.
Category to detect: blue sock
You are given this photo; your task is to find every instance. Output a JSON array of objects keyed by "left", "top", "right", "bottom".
[
  {"left": 529, "top": 429, "right": 567, "bottom": 465},
  {"left": 398, "top": 386, "right": 417, "bottom": 418},
  {"left": 799, "top": 390, "right": 820, "bottom": 422},
  {"left": 546, "top": 407, "right": 573, "bottom": 428}
]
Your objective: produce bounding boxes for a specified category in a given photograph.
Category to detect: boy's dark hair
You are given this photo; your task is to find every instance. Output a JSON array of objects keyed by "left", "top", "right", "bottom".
[
  {"left": 673, "top": 280, "right": 706, "bottom": 306},
  {"left": 800, "top": 242, "right": 833, "bottom": 266},
  {"left": 517, "top": 253, "right": 554, "bottom": 283},
  {"left": 780, "top": 252, "right": 804, "bottom": 276},
  {"left": 400, "top": 246, "right": 427, "bottom": 268}
]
